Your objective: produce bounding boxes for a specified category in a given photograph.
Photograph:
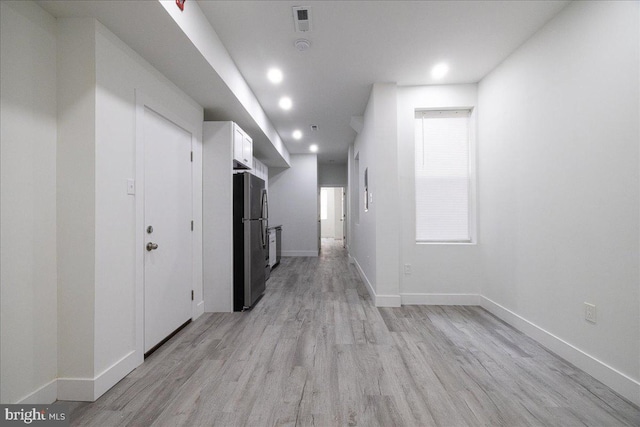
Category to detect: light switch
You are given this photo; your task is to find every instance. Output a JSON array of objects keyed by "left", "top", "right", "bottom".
[{"left": 127, "top": 179, "right": 135, "bottom": 195}]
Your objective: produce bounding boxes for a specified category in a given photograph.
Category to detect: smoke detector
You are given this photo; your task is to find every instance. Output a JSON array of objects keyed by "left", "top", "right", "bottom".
[
  {"left": 292, "top": 6, "right": 312, "bottom": 32},
  {"left": 294, "top": 39, "right": 311, "bottom": 51}
]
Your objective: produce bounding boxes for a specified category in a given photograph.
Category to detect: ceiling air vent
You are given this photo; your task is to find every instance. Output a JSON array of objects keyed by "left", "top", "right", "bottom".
[{"left": 293, "top": 6, "right": 312, "bottom": 32}]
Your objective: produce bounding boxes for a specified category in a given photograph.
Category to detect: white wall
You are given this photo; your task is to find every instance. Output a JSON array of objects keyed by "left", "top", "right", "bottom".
[
  {"left": 0, "top": 1, "right": 58, "bottom": 404},
  {"left": 203, "top": 122, "right": 234, "bottom": 313},
  {"left": 350, "top": 94, "right": 377, "bottom": 294},
  {"left": 478, "top": 0, "right": 639, "bottom": 404},
  {"left": 53, "top": 14, "right": 205, "bottom": 402},
  {"left": 269, "top": 155, "right": 318, "bottom": 256},
  {"left": 349, "top": 84, "right": 401, "bottom": 306},
  {"left": 93, "top": 21, "right": 204, "bottom": 393},
  {"left": 56, "top": 17, "right": 97, "bottom": 389},
  {"left": 397, "top": 85, "right": 483, "bottom": 303},
  {"left": 318, "top": 163, "right": 347, "bottom": 187}
]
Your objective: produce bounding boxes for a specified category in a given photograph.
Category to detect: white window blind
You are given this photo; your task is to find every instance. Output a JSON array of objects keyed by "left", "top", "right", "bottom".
[{"left": 415, "top": 110, "right": 471, "bottom": 242}]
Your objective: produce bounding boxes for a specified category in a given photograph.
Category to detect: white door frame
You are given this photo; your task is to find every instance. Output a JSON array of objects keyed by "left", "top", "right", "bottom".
[
  {"left": 134, "top": 90, "right": 202, "bottom": 365},
  {"left": 319, "top": 186, "right": 346, "bottom": 241}
]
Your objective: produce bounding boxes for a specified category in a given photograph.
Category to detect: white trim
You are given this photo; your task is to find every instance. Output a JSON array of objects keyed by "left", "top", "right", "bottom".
[
  {"left": 352, "top": 257, "right": 375, "bottom": 302},
  {"left": 134, "top": 89, "right": 146, "bottom": 374},
  {"left": 57, "top": 378, "right": 94, "bottom": 402},
  {"left": 401, "top": 293, "right": 480, "bottom": 305},
  {"left": 480, "top": 296, "right": 640, "bottom": 407},
  {"left": 352, "top": 257, "right": 401, "bottom": 307},
  {"left": 16, "top": 379, "right": 57, "bottom": 404},
  {"left": 57, "top": 351, "right": 139, "bottom": 402},
  {"left": 282, "top": 250, "right": 318, "bottom": 257},
  {"left": 375, "top": 294, "right": 402, "bottom": 307},
  {"left": 93, "top": 351, "right": 138, "bottom": 400}
]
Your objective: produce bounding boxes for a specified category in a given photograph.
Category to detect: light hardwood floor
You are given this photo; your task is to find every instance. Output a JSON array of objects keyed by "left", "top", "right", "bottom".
[{"left": 63, "top": 239, "right": 640, "bottom": 426}]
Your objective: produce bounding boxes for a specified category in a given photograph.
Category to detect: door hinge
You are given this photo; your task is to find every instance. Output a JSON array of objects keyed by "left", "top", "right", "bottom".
[
  {"left": 191, "top": 220, "right": 194, "bottom": 231},
  {"left": 191, "top": 290, "right": 194, "bottom": 301},
  {"left": 190, "top": 151, "right": 193, "bottom": 162}
]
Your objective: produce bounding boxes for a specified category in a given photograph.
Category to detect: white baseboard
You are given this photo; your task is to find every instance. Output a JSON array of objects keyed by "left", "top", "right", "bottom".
[
  {"left": 480, "top": 296, "right": 640, "bottom": 407},
  {"left": 58, "top": 350, "right": 140, "bottom": 402},
  {"left": 351, "top": 257, "right": 375, "bottom": 301},
  {"left": 401, "top": 293, "right": 480, "bottom": 306},
  {"left": 282, "top": 250, "right": 318, "bottom": 257},
  {"left": 93, "top": 351, "right": 139, "bottom": 400},
  {"left": 351, "top": 257, "right": 401, "bottom": 307},
  {"left": 374, "top": 294, "right": 402, "bottom": 307},
  {"left": 17, "top": 379, "right": 57, "bottom": 404}
]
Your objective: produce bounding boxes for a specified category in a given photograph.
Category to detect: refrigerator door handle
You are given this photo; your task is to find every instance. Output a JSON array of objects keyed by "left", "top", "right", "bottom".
[{"left": 260, "top": 189, "right": 269, "bottom": 248}]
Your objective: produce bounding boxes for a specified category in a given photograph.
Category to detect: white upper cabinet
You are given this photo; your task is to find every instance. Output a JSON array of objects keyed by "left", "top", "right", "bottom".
[{"left": 233, "top": 122, "right": 253, "bottom": 170}]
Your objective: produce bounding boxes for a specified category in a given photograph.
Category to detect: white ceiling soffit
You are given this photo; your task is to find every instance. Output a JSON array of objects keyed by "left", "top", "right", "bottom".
[
  {"left": 37, "top": 0, "right": 291, "bottom": 168},
  {"left": 198, "top": 0, "right": 569, "bottom": 164}
]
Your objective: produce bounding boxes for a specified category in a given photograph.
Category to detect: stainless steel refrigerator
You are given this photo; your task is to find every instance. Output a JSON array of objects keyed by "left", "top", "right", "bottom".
[{"left": 233, "top": 172, "right": 268, "bottom": 311}]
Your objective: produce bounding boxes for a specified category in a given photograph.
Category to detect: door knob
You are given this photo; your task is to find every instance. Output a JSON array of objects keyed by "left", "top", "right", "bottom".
[{"left": 146, "top": 242, "right": 159, "bottom": 251}]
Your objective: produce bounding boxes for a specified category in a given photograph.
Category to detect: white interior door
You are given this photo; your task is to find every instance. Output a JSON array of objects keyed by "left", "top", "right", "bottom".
[
  {"left": 342, "top": 189, "right": 347, "bottom": 247},
  {"left": 143, "top": 106, "right": 192, "bottom": 353}
]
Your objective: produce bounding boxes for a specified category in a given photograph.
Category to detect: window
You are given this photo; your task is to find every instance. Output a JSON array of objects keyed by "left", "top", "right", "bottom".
[{"left": 415, "top": 109, "right": 473, "bottom": 242}]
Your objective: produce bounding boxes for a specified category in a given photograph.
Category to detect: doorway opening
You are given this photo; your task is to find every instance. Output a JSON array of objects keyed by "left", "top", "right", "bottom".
[{"left": 320, "top": 187, "right": 346, "bottom": 250}]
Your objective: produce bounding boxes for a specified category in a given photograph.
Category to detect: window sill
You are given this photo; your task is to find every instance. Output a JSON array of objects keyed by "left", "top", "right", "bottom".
[{"left": 416, "top": 241, "right": 477, "bottom": 246}]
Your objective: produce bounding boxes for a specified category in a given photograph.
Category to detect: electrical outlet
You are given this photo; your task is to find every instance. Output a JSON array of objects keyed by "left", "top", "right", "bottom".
[
  {"left": 584, "top": 302, "right": 597, "bottom": 323},
  {"left": 404, "top": 264, "right": 412, "bottom": 275}
]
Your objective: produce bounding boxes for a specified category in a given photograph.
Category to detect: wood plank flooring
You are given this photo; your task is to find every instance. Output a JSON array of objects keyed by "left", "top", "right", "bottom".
[{"left": 62, "top": 239, "right": 640, "bottom": 426}]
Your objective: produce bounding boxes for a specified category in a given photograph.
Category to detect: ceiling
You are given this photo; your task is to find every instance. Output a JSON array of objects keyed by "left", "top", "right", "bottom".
[
  {"left": 198, "top": 1, "right": 569, "bottom": 163},
  {"left": 38, "top": 0, "right": 569, "bottom": 165},
  {"left": 37, "top": 0, "right": 291, "bottom": 166}
]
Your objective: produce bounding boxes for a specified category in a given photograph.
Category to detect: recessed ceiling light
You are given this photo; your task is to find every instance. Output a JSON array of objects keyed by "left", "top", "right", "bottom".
[
  {"left": 431, "top": 62, "right": 449, "bottom": 79},
  {"left": 279, "top": 96, "right": 292, "bottom": 110},
  {"left": 292, "top": 130, "right": 303, "bottom": 140},
  {"left": 267, "top": 68, "right": 283, "bottom": 84},
  {"left": 309, "top": 144, "right": 318, "bottom": 153}
]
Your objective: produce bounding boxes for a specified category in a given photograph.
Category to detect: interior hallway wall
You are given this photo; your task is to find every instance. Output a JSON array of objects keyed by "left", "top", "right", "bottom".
[
  {"left": 92, "top": 20, "right": 204, "bottom": 395},
  {"left": 349, "top": 83, "right": 401, "bottom": 306},
  {"left": 318, "top": 163, "right": 347, "bottom": 187},
  {"left": 0, "top": 0, "right": 58, "bottom": 404},
  {"left": 269, "top": 154, "right": 319, "bottom": 256},
  {"left": 396, "top": 84, "right": 482, "bottom": 303},
  {"left": 2, "top": 3, "right": 204, "bottom": 403},
  {"left": 478, "top": 0, "right": 639, "bottom": 403}
]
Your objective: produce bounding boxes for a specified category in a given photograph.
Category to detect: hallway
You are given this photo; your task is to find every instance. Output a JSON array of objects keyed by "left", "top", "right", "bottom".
[{"left": 64, "top": 240, "right": 639, "bottom": 426}]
